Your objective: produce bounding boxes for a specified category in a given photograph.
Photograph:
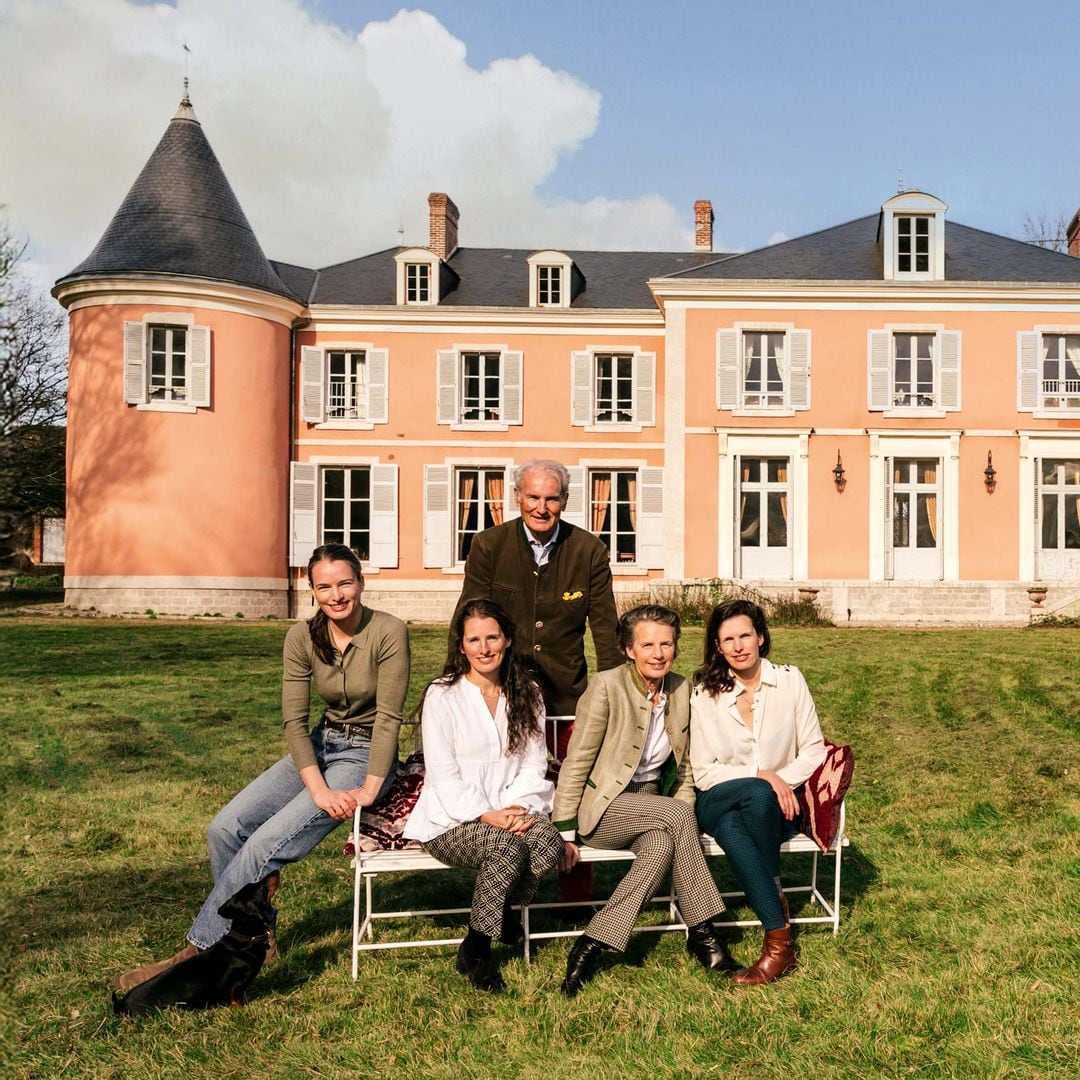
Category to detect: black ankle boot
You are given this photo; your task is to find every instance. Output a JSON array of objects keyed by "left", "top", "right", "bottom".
[
  {"left": 686, "top": 921, "right": 742, "bottom": 975},
  {"left": 456, "top": 929, "right": 504, "bottom": 992},
  {"left": 499, "top": 900, "right": 525, "bottom": 946},
  {"left": 560, "top": 934, "right": 608, "bottom": 997}
]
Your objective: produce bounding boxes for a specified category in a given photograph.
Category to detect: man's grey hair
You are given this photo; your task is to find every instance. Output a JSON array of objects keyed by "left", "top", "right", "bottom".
[{"left": 513, "top": 459, "right": 571, "bottom": 505}]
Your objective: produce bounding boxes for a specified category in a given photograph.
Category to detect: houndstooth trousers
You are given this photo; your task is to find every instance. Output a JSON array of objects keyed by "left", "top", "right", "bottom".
[
  {"left": 423, "top": 817, "right": 566, "bottom": 938},
  {"left": 580, "top": 781, "right": 726, "bottom": 952}
]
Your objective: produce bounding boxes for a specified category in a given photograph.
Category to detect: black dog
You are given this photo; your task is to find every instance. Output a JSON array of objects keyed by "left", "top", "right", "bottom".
[{"left": 113, "top": 877, "right": 275, "bottom": 1016}]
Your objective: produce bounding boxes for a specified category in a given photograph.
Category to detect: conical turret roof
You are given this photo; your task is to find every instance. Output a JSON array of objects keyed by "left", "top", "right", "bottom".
[{"left": 57, "top": 96, "right": 297, "bottom": 300}]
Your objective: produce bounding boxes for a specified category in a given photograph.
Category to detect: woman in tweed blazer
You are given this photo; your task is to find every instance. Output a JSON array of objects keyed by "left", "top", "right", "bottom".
[{"left": 551, "top": 604, "right": 740, "bottom": 996}]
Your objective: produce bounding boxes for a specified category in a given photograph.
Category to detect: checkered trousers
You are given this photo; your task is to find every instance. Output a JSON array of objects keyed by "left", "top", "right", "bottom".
[
  {"left": 581, "top": 782, "right": 726, "bottom": 952},
  {"left": 423, "top": 817, "right": 565, "bottom": 938}
]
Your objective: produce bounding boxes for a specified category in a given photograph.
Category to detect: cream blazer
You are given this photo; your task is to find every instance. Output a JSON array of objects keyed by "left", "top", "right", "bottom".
[{"left": 552, "top": 664, "right": 695, "bottom": 838}]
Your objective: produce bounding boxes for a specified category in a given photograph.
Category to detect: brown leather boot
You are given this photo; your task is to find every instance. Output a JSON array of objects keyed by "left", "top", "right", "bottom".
[
  {"left": 732, "top": 927, "right": 796, "bottom": 985},
  {"left": 110, "top": 943, "right": 199, "bottom": 992}
]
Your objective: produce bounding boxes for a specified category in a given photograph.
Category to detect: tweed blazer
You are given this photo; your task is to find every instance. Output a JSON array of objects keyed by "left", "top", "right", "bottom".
[
  {"left": 552, "top": 664, "right": 695, "bottom": 838},
  {"left": 455, "top": 518, "right": 622, "bottom": 717}
]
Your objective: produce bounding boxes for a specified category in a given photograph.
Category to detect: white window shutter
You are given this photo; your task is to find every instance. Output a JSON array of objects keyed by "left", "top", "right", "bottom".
[
  {"left": 366, "top": 348, "right": 388, "bottom": 423},
  {"left": 636, "top": 467, "right": 665, "bottom": 569},
  {"left": 124, "top": 321, "right": 147, "bottom": 404},
  {"left": 1017, "top": 331, "right": 1039, "bottom": 412},
  {"left": 368, "top": 464, "right": 398, "bottom": 568},
  {"left": 289, "top": 461, "right": 319, "bottom": 568},
  {"left": 504, "top": 465, "right": 520, "bottom": 521},
  {"left": 571, "top": 351, "right": 592, "bottom": 426},
  {"left": 188, "top": 325, "right": 211, "bottom": 408},
  {"left": 563, "top": 465, "right": 587, "bottom": 528},
  {"left": 437, "top": 350, "right": 458, "bottom": 425},
  {"left": 301, "top": 346, "right": 325, "bottom": 423},
  {"left": 939, "top": 331, "right": 961, "bottom": 410},
  {"left": 423, "top": 464, "right": 453, "bottom": 568},
  {"left": 716, "top": 328, "right": 740, "bottom": 409},
  {"left": 502, "top": 350, "right": 523, "bottom": 425},
  {"left": 788, "top": 329, "right": 811, "bottom": 410},
  {"left": 868, "top": 330, "right": 891, "bottom": 410},
  {"left": 884, "top": 457, "right": 894, "bottom": 580},
  {"left": 635, "top": 351, "right": 656, "bottom": 426}
]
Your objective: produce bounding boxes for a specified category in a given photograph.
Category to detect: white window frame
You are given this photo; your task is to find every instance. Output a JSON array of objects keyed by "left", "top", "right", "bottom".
[
  {"left": 300, "top": 343, "right": 389, "bottom": 430},
  {"left": 1019, "top": 433, "right": 1080, "bottom": 579},
  {"left": 868, "top": 432, "right": 959, "bottom": 582},
  {"left": 289, "top": 458, "right": 398, "bottom": 570},
  {"left": 867, "top": 325, "right": 961, "bottom": 418},
  {"left": 436, "top": 345, "right": 523, "bottom": 431},
  {"left": 1018, "top": 328, "right": 1080, "bottom": 417},
  {"left": 527, "top": 250, "right": 574, "bottom": 308},
  {"left": 422, "top": 458, "right": 518, "bottom": 571},
  {"left": 715, "top": 432, "right": 809, "bottom": 581},
  {"left": 123, "top": 312, "right": 210, "bottom": 413},
  {"left": 881, "top": 191, "right": 947, "bottom": 281},
  {"left": 570, "top": 346, "right": 656, "bottom": 432},
  {"left": 394, "top": 248, "right": 440, "bottom": 306},
  {"left": 716, "top": 323, "right": 811, "bottom": 416}
]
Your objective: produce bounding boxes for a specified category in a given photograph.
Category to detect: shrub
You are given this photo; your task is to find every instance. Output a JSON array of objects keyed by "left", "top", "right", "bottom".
[{"left": 617, "top": 578, "right": 831, "bottom": 627}]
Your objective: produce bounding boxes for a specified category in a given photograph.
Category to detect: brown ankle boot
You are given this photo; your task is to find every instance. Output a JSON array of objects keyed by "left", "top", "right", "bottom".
[
  {"left": 732, "top": 927, "right": 796, "bottom": 985},
  {"left": 110, "top": 943, "right": 200, "bottom": 992}
]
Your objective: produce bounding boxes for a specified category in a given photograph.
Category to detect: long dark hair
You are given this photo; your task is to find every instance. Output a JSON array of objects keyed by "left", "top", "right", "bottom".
[
  {"left": 421, "top": 598, "right": 543, "bottom": 756},
  {"left": 306, "top": 544, "right": 364, "bottom": 665},
  {"left": 695, "top": 599, "right": 771, "bottom": 697}
]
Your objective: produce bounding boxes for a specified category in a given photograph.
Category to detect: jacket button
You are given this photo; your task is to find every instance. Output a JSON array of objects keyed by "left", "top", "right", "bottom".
[
  {"left": 534, "top": 644, "right": 542, "bottom": 652},
  {"left": 535, "top": 620, "right": 543, "bottom": 628}
]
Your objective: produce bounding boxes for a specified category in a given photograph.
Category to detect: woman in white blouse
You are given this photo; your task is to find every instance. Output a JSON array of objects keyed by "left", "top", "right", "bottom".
[
  {"left": 403, "top": 598, "right": 565, "bottom": 992},
  {"left": 691, "top": 600, "right": 827, "bottom": 985}
]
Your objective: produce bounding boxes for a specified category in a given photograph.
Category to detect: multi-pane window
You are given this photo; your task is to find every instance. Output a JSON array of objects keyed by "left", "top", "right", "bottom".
[
  {"left": 739, "top": 458, "right": 789, "bottom": 550},
  {"left": 1040, "top": 459, "right": 1080, "bottom": 552},
  {"left": 148, "top": 325, "right": 187, "bottom": 401},
  {"left": 1041, "top": 334, "right": 1080, "bottom": 410},
  {"left": 892, "top": 459, "right": 939, "bottom": 551},
  {"left": 896, "top": 216, "right": 930, "bottom": 273},
  {"left": 406, "top": 263, "right": 430, "bottom": 304},
  {"left": 455, "top": 467, "right": 506, "bottom": 562},
  {"left": 743, "top": 332, "right": 786, "bottom": 408},
  {"left": 893, "top": 333, "right": 935, "bottom": 407},
  {"left": 326, "top": 351, "right": 366, "bottom": 420},
  {"left": 460, "top": 352, "right": 502, "bottom": 421},
  {"left": 594, "top": 354, "right": 634, "bottom": 423},
  {"left": 538, "top": 266, "right": 562, "bottom": 305},
  {"left": 321, "top": 466, "right": 371, "bottom": 560},
  {"left": 590, "top": 470, "right": 638, "bottom": 563}
]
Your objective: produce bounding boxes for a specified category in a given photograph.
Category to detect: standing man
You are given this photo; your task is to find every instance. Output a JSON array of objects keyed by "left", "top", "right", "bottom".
[{"left": 454, "top": 459, "right": 624, "bottom": 904}]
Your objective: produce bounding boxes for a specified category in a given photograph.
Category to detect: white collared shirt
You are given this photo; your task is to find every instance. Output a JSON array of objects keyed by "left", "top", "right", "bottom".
[
  {"left": 689, "top": 658, "right": 827, "bottom": 791},
  {"left": 523, "top": 521, "right": 560, "bottom": 566},
  {"left": 632, "top": 684, "right": 672, "bottom": 783},
  {"left": 403, "top": 678, "right": 554, "bottom": 843}
]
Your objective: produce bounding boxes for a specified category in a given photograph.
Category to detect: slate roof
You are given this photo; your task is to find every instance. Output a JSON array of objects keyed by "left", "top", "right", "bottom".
[
  {"left": 666, "top": 214, "right": 1080, "bottom": 283},
  {"left": 57, "top": 98, "right": 300, "bottom": 302},
  {"left": 310, "top": 247, "right": 729, "bottom": 308}
]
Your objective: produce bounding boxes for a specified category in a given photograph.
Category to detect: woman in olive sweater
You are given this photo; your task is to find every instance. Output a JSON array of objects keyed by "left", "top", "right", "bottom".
[{"left": 113, "top": 543, "right": 410, "bottom": 991}]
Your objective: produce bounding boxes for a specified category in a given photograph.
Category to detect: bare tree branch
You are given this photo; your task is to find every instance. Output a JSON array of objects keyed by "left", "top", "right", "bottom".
[{"left": 1022, "top": 212, "right": 1071, "bottom": 253}]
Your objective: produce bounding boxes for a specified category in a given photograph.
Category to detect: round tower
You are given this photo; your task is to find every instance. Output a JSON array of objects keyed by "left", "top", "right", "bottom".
[{"left": 53, "top": 95, "right": 303, "bottom": 617}]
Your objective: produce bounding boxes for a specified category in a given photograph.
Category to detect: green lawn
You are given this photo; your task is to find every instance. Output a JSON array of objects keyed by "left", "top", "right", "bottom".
[{"left": 4, "top": 618, "right": 1078, "bottom": 1078}]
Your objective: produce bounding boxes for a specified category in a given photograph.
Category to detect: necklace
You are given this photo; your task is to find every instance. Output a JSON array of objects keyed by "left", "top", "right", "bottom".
[{"left": 467, "top": 678, "right": 502, "bottom": 699}]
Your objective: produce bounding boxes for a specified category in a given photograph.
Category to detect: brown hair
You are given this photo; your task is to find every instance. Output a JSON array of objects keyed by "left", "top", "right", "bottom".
[
  {"left": 694, "top": 599, "right": 771, "bottom": 696},
  {"left": 306, "top": 543, "right": 364, "bottom": 666}
]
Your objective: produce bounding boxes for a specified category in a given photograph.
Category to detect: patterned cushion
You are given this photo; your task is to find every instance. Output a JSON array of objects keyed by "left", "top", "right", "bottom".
[
  {"left": 798, "top": 740, "right": 853, "bottom": 852},
  {"left": 343, "top": 749, "right": 426, "bottom": 855}
]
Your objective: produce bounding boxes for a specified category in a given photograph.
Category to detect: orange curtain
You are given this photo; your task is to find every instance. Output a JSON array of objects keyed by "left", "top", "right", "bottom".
[
  {"left": 459, "top": 475, "right": 474, "bottom": 531},
  {"left": 592, "top": 474, "right": 611, "bottom": 532},
  {"left": 926, "top": 495, "right": 938, "bottom": 542},
  {"left": 777, "top": 462, "right": 788, "bottom": 525},
  {"left": 486, "top": 474, "right": 504, "bottom": 526},
  {"left": 627, "top": 474, "right": 637, "bottom": 531}
]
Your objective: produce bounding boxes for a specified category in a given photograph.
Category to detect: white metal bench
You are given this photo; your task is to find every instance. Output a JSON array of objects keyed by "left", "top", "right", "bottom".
[{"left": 349, "top": 802, "right": 848, "bottom": 978}]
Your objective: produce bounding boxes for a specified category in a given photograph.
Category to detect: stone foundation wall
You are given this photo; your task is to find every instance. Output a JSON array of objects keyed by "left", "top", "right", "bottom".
[{"left": 66, "top": 586, "right": 290, "bottom": 619}]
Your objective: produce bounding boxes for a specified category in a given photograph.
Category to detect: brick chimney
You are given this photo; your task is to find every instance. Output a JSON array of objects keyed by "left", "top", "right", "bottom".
[
  {"left": 1068, "top": 209, "right": 1080, "bottom": 257},
  {"left": 428, "top": 193, "right": 460, "bottom": 261},
  {"left": 694, "top": 199, "right": 714, "bottom": 252}
]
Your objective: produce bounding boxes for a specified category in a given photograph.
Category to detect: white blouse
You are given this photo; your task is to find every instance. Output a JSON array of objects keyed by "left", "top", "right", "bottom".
[
  {"left": 402, "top": 678, "right": 555, "bottom": 843},
  {"left": 689, "top": 659, "right": 827, "bottom": 791}
]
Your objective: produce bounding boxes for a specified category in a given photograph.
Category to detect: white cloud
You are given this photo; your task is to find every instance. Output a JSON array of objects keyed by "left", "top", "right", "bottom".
[
  {"left": 767, "top": 230, "right": 790, "bottom": 246},
  {"left": 0, "top": 0, "right": 691, "bottom": 285}
]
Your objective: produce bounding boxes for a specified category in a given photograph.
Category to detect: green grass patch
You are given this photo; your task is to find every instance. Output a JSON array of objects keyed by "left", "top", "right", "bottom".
[{"left": 4, "top": 619, "right": 1079, "bottom": 1077}]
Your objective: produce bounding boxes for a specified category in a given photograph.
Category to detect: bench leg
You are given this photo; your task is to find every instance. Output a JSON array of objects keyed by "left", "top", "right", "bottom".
[
  {"left": 831, "top": 844, "right": 842, "bottom": 935},
  {"left": 352, "top": 861, "right": 363, "bottom": 980}
]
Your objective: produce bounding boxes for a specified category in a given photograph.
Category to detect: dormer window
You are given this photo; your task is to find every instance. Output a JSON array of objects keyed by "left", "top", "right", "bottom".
[
  {"left": 527, "top": 250, "right": 581, "bottom": 308},
  {"left": 394, "top": 248, "right": 440, "bottom": 305},
  {"left": 881, "top": 191, "right": 946, "bottom": 281}
]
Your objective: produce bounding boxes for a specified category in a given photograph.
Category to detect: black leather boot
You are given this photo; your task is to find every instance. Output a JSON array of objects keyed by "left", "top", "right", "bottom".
[
  {"left": 686, "top": 920, "right": 742, "bottom": 975},
  {"left": 498, "top": 899, "right": 525, "bottom": 946},
  {"left": 560, "top": 934, "right": 608, "bottom": 997},
  {"left": 456, "top": 928, "right": 504, "bottom": 992}
]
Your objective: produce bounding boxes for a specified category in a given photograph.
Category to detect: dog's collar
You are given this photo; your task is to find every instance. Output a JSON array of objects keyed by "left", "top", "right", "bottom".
[{"left": 226, "top": 928, "right": 270, "bottom": 944}]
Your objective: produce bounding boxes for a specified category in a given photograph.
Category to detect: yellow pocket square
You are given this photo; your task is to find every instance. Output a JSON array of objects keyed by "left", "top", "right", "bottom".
[{"left": 562, "top": 590, "right": 583, "bottom": 601}]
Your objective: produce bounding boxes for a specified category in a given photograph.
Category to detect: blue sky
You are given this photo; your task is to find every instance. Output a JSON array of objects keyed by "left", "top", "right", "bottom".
[{"left": 2, "top": 0, "right": 1078, "bottom": 285}]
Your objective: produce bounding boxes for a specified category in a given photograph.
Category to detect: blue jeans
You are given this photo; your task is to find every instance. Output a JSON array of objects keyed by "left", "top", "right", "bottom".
[{"left": 187, "top": 723, "right": 392, "bottom": 949}]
